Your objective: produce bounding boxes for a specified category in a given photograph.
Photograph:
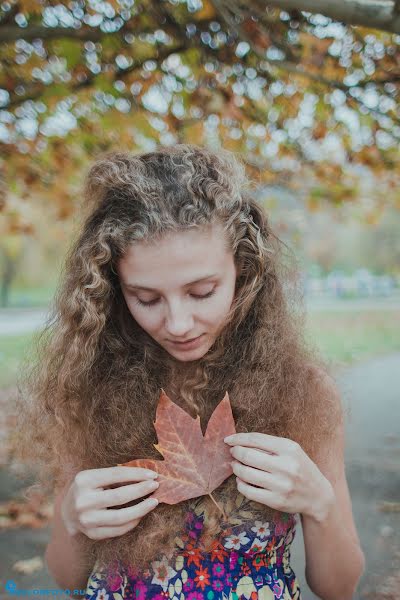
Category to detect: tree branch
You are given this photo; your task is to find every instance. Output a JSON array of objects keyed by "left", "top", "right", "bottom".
[
  {"left": 0, "top": 25, "right": 106, "bottom": 43},
  {"left": 240, "top": 0, "right": 400, "bottom": 34}
]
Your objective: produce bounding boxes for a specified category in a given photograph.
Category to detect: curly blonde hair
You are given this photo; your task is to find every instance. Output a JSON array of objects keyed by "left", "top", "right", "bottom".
[{"left": 12, "top": 143, "right": 342, "bottom": 575}]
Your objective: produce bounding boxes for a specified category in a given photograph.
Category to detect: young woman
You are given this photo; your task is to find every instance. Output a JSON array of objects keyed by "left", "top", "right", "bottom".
[{"left": 15, "top": 144, "right": 364, "bottom": 600}]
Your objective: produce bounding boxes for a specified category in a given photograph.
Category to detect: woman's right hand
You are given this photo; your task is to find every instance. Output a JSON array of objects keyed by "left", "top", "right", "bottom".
[{"left": 60, "top": 467, "right": 160, "bottom": 540}]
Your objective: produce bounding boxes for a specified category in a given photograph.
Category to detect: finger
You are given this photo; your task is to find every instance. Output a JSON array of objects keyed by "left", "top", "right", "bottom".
[
  {"left": 230, "top": 446, "right": 283, "bottom": 472},
  {"left": 75, "top": 467, "right": 158, "bottom": 489},
  {"left": 76, "top": 479, "right": 159, "bottom": 512},
  {"left": 85, "top": 520, "right": 139, "bottom": 540},
  {"left": 80, "top": 497, "right": 159, "bottom": 528},
  {"left": 225, "top": 432, "right": 296, "bottom": 455},
  {"left": 100, "top": 480, "right": 160, "bottom": 509},
  {"left": 231, "top": 460, "right": 289, "bottom": 494},
  {"left": 236, "top": 477, "right": 281, "bottom": 508}
]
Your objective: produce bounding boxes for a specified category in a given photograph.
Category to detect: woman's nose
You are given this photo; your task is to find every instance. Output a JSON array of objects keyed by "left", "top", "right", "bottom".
[{"left": 164, "top": 302, "right": 194, "bottom": 336}]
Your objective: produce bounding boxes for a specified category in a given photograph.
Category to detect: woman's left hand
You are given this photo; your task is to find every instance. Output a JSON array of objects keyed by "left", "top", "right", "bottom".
[{"left": 224, "top": 432, "right": 334, "bottom": 521}]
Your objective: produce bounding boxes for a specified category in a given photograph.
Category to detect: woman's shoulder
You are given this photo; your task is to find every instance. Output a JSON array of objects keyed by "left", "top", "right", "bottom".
[
  {"left": 305, "top": 363, "right": 341, "bottom": 403},
  {"left": 304, "top": 361, "right": 330, "bottom": 381}
]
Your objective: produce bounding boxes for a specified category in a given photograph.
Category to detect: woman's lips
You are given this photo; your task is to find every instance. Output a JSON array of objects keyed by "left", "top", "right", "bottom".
[{"left": 168, "top": 334, "right": 204, "bottom": 349}]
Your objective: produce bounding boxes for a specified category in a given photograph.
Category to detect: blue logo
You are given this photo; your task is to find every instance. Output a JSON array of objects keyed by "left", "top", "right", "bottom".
[{"left": 3, "top": 581, "right": 86, "bottom": 596}]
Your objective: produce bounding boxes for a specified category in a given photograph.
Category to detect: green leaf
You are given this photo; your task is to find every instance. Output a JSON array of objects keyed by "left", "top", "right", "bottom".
[
  {"left": 54, "top": 39, "right": 83, "bottom": 70},
  {"left": 95, "top": 73, "right": 117, "bottom": 95},
  {"left": 41, "top": 83, "right": 71, "bottom": 100}
]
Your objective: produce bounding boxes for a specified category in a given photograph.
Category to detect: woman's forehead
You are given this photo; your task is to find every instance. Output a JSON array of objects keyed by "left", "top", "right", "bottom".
[{"left": 118, "top": 226, "right": 232, "bottom": 282}]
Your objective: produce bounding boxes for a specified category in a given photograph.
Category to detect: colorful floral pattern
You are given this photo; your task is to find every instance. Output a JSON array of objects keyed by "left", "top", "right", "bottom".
[{"left": 84, "top": 496, "right": 302, "bottom": 600}]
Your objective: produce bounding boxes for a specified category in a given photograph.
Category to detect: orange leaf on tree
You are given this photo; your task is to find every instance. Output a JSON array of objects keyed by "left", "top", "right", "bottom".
[{"left": 118, "top": 389, "right": 237, "bottom": 511}]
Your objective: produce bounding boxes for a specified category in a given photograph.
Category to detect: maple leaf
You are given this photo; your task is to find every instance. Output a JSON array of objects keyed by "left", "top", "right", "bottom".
[{"left": 118, "top": 389, "right": 237, "bottom": 517}]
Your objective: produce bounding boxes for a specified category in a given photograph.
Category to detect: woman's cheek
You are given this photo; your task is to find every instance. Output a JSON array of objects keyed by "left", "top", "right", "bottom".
[
  {"left": 204, "top": 299, "right": 230, "bottom": 326},
  {"left": 126, "top": 301, "right": 152, "bottom": 326}
]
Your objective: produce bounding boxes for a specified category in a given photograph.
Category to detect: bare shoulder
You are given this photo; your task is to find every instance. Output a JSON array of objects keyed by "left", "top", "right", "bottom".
[
  {"left": 306, "top": 363, "right": 341, "bottom": 396},
  {"left": 307, "top": 363, "right": 343, "bottom": 423},
  {"left": 304, "top": 363, "right": 345, "bottom": 475}
]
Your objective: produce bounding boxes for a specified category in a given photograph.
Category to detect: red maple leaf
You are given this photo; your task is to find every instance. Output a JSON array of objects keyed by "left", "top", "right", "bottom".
[{"left": 118, "top": 389, "right": 237, "bottom": 516}]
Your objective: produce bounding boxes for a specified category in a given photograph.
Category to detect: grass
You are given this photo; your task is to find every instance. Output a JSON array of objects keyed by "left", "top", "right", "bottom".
[
  {"left": 305, "top": 309, "right": 400, "bottom": 367},
  {"left": 4, "top": 285, "right": 57, "bottom": 309},
  {"left": 0, "top": 333, "right": 37, "bottom": 388},
  {"left": 0, "top": 308, "right": 399, "bottom": 388}
]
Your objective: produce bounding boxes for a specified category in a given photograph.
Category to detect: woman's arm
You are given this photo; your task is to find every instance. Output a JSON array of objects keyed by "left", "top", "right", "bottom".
[
  {"left": 225, "top": 370, "right": 365, "bottom": 600},
  {"left": 45, "top": 476, "right": 94, "bottom": 595},
  {"left": 301, "top": 376, "right": 365, "bottom": 600},
  {"left": 301, "top": 456, "right": 365, "bottom": 599}
]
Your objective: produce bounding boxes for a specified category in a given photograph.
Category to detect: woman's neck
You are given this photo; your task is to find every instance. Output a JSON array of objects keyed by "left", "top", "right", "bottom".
[{"left": 163, "top": 359, "right": 199, "bottom": 401}]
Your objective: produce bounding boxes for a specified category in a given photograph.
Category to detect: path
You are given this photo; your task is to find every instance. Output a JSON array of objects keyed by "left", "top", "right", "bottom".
[
  {"left": 0, "top": 308, "right": 49, "bottom": 336},
  {"left": 291, "top": 352, "right": 400, "bottom": 599}
]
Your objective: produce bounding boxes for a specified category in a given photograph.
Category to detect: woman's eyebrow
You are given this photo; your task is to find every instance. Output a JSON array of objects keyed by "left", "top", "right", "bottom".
[{"left": 124, "top": 274, "right": 218, "bottom": 292}]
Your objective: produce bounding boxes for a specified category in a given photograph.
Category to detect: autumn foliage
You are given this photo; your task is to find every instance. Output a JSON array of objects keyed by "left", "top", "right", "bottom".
[{"left": 1, "top": 0, "right": 399, "bottom": 237}]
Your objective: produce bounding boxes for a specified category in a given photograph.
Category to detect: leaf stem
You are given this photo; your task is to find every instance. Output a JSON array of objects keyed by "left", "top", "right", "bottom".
[{"left": 208, "top": 492, "right": 228, "bottom": 521}]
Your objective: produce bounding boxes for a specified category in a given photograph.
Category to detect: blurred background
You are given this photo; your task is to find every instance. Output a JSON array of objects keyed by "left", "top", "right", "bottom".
[{"left": 0, "top": 0, "right": 399, "bottom": 598}]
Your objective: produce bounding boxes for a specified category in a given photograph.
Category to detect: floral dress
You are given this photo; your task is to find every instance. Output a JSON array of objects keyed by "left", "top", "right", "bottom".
[{"left": 84, "top": 492, "right": 302, "bottom": 600}]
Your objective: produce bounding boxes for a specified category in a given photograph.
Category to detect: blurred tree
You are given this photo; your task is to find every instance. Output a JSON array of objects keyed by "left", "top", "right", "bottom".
[
  {"left": 0, "top": 233, "right": 23, "bottom": 307},
  {"left": 293, "top": 204, "right": 400, "bottom": 275},
  {"left": 358, "top": 208, "right": 400, "bottom": 274},
  {"left": 0, "top": 0, "right": 399, "bottom": 237}
]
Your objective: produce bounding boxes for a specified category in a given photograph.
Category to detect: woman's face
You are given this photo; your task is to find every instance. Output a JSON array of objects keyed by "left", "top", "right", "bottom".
[{"left": 117, "top": 222, "right": 238, "bottom": 362}]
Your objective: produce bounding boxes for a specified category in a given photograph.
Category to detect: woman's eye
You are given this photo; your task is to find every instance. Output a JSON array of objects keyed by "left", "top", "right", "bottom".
[{"left": 134, "top": 289, "right": 216, "bottom": 307}]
